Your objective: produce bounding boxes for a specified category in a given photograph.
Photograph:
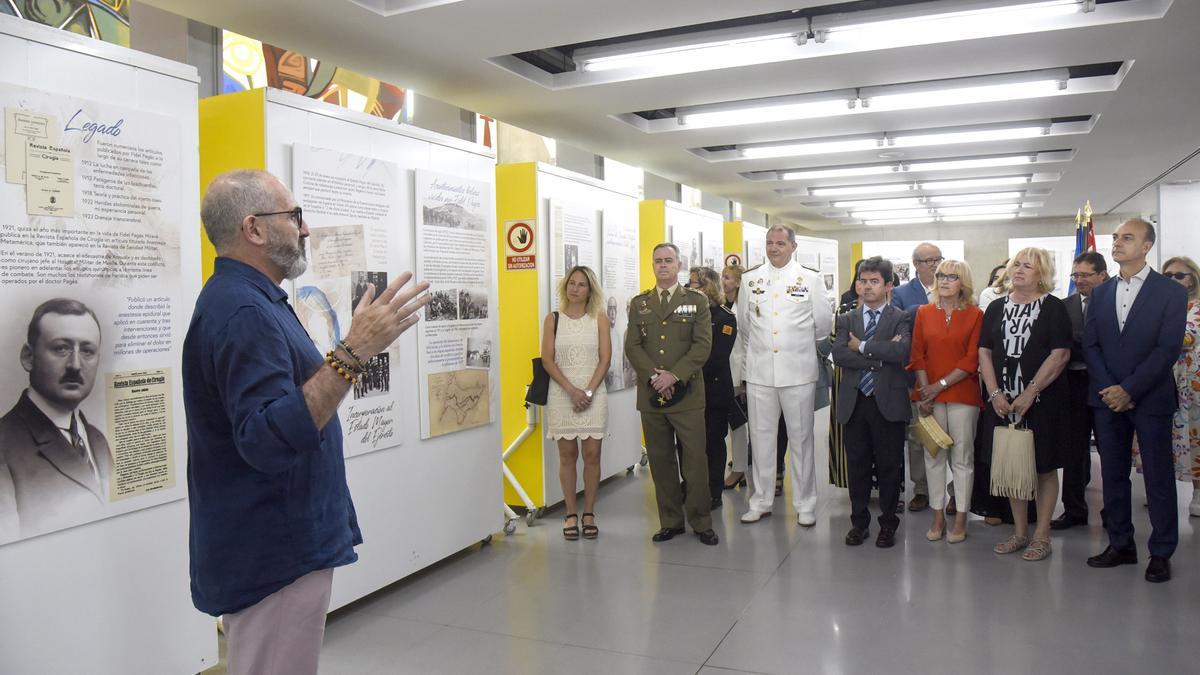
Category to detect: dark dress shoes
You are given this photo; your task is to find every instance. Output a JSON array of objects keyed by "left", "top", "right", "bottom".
[
  {"left": 908, "top": 495, "right": 929, "bottom": 512},
  {"left": 1086, "top": 546, "right": 1137, "bottom": 568},
  {"left": 875, "top": 528, "right": 896, "bottom": 548},
  {"left": 1050, "top": 514, "right": 1087, "bottom": 530},
  {"left": 845, "top": 527, "right": 868, "bottom": 546},
  {"left": 1145, "top": 556, "right": 1171, "bottom": 583},
  {"left": 710, "top": 496, "right": 723, "bottom": 510},
  {"left": 696, "top": 529, "right": 719, "bottom": 546},
  {"left": 651, "top": 527, "right": 685, "bottom": 543}
]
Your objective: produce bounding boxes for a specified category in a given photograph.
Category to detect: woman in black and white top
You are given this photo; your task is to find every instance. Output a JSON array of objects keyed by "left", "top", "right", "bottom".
[{"left": 977, "top": 248, "right": 1071, "bottom": 562}]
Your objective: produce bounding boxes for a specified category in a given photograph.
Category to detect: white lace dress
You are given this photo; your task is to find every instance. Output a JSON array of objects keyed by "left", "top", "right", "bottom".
[{"left": 546, "top": 313, "right": 608, "bottom": 440}]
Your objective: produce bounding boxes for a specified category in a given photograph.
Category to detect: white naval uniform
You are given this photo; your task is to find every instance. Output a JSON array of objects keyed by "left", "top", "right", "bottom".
[{"left": 733, "top": 259, "right": 833, "bottom": 515}]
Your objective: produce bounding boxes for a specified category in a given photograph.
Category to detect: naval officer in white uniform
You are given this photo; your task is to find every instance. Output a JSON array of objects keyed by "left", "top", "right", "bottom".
[{"left": 734, "top": 225, "right": 833, "bottom": 526}]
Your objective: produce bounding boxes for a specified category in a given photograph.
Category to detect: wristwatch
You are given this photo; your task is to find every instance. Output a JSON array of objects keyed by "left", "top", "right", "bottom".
[
  {"left": 939, "top": 378, "right": 948, "bottom": 388},
  {"left": 584, "top": 389, "right": 594, "bottom": 399}
]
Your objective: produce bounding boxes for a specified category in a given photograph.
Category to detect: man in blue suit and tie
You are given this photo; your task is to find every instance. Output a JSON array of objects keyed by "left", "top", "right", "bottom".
[{"left": 1084, "top": 218, "right": 1187, "bottom": 583}]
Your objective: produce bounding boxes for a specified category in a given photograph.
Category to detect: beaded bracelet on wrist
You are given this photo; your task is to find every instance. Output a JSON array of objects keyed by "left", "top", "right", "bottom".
[
  {"left": 336, "top": 339, "right": 369, "bottom": 371},
  {"left": 325, "top": 351, "right": 360, "bottom": 384}
]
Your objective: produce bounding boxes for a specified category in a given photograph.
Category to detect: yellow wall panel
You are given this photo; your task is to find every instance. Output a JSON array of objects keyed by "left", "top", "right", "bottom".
[
  {"left": 198, "top": 90, "right": 267, "bottom": 282},
  {"left": 638, "top": 200, "right": 667, "bottom": 290},
  {"left": 496, "top": 163, "right": 544, "bottom": 505},
  {"left": 724, "top": 221, "right": 744, "bottom": 261}
]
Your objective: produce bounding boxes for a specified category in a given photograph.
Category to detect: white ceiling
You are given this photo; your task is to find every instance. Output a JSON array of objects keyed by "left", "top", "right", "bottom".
[{"left": 143, "top": 0, "right": 1200, "bottom": 229}]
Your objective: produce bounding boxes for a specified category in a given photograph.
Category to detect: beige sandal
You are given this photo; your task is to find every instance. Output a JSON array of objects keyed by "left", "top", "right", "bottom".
[
  {"left": 993, "top": 534, "right": 1029, "bottom": 554},
  {"left": 1022, "top": 538, "right": 1052, "bottom": 561}
]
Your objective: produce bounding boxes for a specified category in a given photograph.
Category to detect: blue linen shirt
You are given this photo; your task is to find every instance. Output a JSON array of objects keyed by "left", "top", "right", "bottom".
[{"left": 183, "top": 257, "right": 361, "bottom": 616}]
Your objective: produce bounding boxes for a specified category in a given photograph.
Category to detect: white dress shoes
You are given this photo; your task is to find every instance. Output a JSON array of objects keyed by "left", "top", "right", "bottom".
[
  {"left": 797, "top": 511, "right": 816, "bottom": 527},
  {"left": 740, "top": 510, "right": 772, "bottom": 524}
]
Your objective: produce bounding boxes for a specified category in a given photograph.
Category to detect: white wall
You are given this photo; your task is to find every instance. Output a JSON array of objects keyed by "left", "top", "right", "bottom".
[
  {"left": 0, "top": 16, "right": 214, "bottom": 674},
  {"left": 261, "top": 89, "right": 501, "bottom": 611},
  {"left": 1159, "top": 182, "right": 1200, "bottom": 265}
]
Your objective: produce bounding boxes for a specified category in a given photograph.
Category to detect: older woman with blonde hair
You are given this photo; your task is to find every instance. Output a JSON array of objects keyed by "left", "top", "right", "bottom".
[
  {"left": 1133, "top": 255, "right": 1200, "bottom": 516},
  {"left": 910, "top": 260, "right": 984, "bottom": 543},
  {"left": 977, "top": 248, "right": 1072, "bottom": 561},
  {"left": 542, "top": 266, "right": 611, "bottom": 539}
]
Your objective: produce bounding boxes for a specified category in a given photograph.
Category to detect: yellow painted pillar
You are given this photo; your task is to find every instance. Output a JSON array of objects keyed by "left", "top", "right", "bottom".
[
  {"left": 723, "top": 220, "right": 744, "bottom": 265},
  {"left": 639, "top": 200, "right": 667, "bottom": 289},
  {"left": 496, "top": 163, "right": 545, "bottom": 506},
  {"left": 198, "top": 89, "right": 267, "bottom": 282}
]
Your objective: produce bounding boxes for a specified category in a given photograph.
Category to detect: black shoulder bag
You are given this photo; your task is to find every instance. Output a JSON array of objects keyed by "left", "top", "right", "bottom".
[{"left": 525, "top": 312, "right": 558, "bottom": 405}]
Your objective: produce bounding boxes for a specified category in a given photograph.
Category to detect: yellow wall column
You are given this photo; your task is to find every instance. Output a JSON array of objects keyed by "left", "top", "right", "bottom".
[
  {"left": 198, "top": 89, "right": 267, "bottom": 282},
  {"left": 639, "top": 200, "right": 667, "bottom": 289},
  {"left": 496, "top": 163, "right": 544, "bottom": 506},
  {"left": 723, "top": 221, "right": 744, "bottom": 263}
]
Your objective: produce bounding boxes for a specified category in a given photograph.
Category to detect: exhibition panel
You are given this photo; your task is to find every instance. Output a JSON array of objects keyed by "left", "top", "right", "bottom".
[
  {"left": 496, "top": 162, "right": 642, "bottom": 509},
  {"left": 860, "top": 239, "right": 967, "bottom": 283},
  {"left": 199, "top": 87, "right": 501, "bottom": 611},
  {"left": 0, "top": 14, "right": 213, "bottom": 674}
]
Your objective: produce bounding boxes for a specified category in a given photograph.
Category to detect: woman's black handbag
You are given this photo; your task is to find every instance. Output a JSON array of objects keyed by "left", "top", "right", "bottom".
[{"left": 524, "top": 312, "right": 559, "bottom": 406}]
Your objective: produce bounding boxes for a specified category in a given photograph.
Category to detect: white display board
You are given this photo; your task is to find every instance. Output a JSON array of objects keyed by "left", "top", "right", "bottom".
[
  {"left": 665, "top": 201, "right": 724, "bottom": 284},
  {"left": 1008, "top": 235, "right": 1115, "bottom": 299},
  {"left": 291, "top": 144, "right": 407, "bottom": 456},
  {"left": 1159, "top": 182, "right": 1200, "bottom": 267},
  {"left": 795, "top": 234, "right": 841, "bottom": 306},
  {"left": 548, "top": 199, "right": 600, "bottom": 310},
  {"left": 742, "top": 222, "right": 767, "bottom": 268},
  {"left": 414, "top": 169, "right": 495, "bottom": 440},
  {"left": 535, "top": 164, "right": 642, "bottom": 507},
  {"left": 861, "top": 239, "right": 966, "bottom": 284},
  {"left": 0, "top": 15, "right": 213, "bottom": 674},
  {"left": 261, "top": 89, "right": 500, "bottom": 611}
]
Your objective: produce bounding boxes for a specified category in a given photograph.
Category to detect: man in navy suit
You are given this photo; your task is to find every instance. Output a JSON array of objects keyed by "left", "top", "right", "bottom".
[
  {"left": 1084, "top": 218, "right": 1187, "bottom": 583},
  {"left": 890, "top": 242, "right": 942, "bottom": 512}
]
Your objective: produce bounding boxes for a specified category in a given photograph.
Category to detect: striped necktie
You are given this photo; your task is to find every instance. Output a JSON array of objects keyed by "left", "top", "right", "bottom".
[{"left": 860, "top": 309, "right": 879, "bottom": 396}]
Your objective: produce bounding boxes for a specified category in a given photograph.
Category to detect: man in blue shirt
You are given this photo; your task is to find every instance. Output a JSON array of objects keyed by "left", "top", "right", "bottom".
[{"left": 185, "top": 170, "right": 430, "bottom": 674}]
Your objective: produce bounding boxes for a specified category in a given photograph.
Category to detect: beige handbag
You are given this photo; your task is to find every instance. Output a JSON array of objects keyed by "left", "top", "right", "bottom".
[
  {"left": 990, "top": 422, "right": 1036, "bottom": 500},
  {"left": 913, "top": 414, "right": 952, "bottom": 457}
]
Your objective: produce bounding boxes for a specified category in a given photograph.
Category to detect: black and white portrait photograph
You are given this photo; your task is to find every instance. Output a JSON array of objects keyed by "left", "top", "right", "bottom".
[
  {"left": 351, "top": 271, "right": 388, "bottom": 311},
  {"left": 0, "top": 297, "right": 111, "bottom": 544},
  {"left": 457, "top": 288, "right": 489, "bottom": 321},
  {"left": 563, "top": 244, "right": 579, "bottom": 272},
  {"left": 465, "top": 337, "right": 492, "bottom": 369},
  {"left": 426, "top": 289, "right": 459, "bottom": 322},
  {"left": 824, "top": 273, "right": 835, "bottom": 292},
  {"left": 421, "top": 202, "right": 486, "bottom": 231}
]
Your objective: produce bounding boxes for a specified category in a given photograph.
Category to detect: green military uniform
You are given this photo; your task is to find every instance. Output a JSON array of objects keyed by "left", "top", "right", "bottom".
[{"left": 625, "top": 284, "right": 713, "bottom": 532}]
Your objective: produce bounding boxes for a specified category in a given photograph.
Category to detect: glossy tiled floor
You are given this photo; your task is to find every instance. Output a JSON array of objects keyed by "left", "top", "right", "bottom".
[{"left": 239, "top": 415, "right": 1199, "bottom": 674}]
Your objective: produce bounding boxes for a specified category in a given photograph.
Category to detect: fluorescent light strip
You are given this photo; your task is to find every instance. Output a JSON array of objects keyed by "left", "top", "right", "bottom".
[
  {"left": 906, "top": 155, "right": 1034, "bottom": 172},
  {"left": 864, "top": 80, "right": 1064, "bottom": 113},
  {"left": 819, "top": 1, "right": 1086, "bottom": 47},
  {"left": 864, "top": 217, "right": 938, "bottom": 226},
  {"left": 581, "top": 32, "right": 802, "bottom": 73},
  {"left": 780, "top": 164, "right": 900, "bottom": 180},
  {"left": 918, "top": 175, "right": 1032, "bottom": 190},
  {"left": 938, "top": 203, "right": 1022, "bottom": 216},
  {"left": 942, "top": 214, "right": 1020, "bottom": 222},
  {"left": 927, "top": 191, "right": 1024, "bottom": 204},
  {"left": 679, "top": 97, "right": 853, "bottom": 129},
  {"left": 889, "top": 125, "right": 1048, "bottom": 148},
  {"left": 741, "top": 137, "right": 881, "bottom": 159},
  {"left": 809, "top": 183, "right": 914, "bottom": 197},
  {"left": 831, "top": 196, "right": 925, "bottom": 209}
]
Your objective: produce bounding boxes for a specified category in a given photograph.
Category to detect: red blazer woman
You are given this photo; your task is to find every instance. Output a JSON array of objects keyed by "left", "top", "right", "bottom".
[{"left": 909, "top": 303, "right": 984, "bottom": 407}]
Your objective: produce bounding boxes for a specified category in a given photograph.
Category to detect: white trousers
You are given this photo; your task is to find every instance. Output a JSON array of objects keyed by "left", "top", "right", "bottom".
[
  {"left": 747, "top": 382, "right": 816, "bottom": 514},
  {"left": 728, "top": 422, "right": 749, "bottom": 474},
  {"left": 223, "top": 567, "right": 334, "bottom": 675},
  {"left": 921, "top": 402, "right": 979, "bottom": 511}
]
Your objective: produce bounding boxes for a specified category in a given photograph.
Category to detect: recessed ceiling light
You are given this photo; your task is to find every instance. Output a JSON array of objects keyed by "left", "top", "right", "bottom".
[
  {"left": 831, "top": 197, "right": 926, "bottom": 209},
  {"left": 740, "top": 136, "right": 881, "bottom": 159},
  {"left": 941, "top": 214, "right": 1021, "bottom": 222},
  {"left": 918, "top": 175, "right": 1032, "bottom": 190},
  {"left": 927, "top": 191, "right": 1025, "bottom": 204},
  {"left": 809, "top": 182, "right": 915, "bottom": 197},
  {"left": 764, "top": 151, "right": 1069, "bottom": 182},
  {"left": 864, "top": 217, "right": 939, "bottom": 226}
]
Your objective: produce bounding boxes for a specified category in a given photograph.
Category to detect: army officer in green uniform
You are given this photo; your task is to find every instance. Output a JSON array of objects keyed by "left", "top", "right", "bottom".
[{"left": 625, "top": 243, "right": 718, "bottom": 545}]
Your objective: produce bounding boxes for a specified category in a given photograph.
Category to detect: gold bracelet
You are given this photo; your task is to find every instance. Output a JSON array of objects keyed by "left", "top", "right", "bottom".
[{"left": 325, "top": 352, "right": 359, "bottom": 385}]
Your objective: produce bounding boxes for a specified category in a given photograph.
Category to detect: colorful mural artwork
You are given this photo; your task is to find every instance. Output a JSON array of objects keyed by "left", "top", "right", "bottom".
[
  {"left": 222, "top": 30, "right": 407, "bottom": 122},
  {"left": 1, "top": 0, "right": 130, "bottom": 46}
]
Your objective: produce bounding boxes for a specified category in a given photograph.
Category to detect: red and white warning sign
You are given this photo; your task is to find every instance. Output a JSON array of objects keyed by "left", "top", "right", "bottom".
[
  {"left": 505, "top": 219, "right": 536, "bottom": 271},
  {"left": 724, "top": 253, "right": 742, "bottom": 268}
]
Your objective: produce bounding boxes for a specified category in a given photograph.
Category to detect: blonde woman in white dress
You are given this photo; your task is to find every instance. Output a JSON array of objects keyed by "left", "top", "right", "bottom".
[{"left": 542, "top": 266, "right": 611, "bottom": 540}]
